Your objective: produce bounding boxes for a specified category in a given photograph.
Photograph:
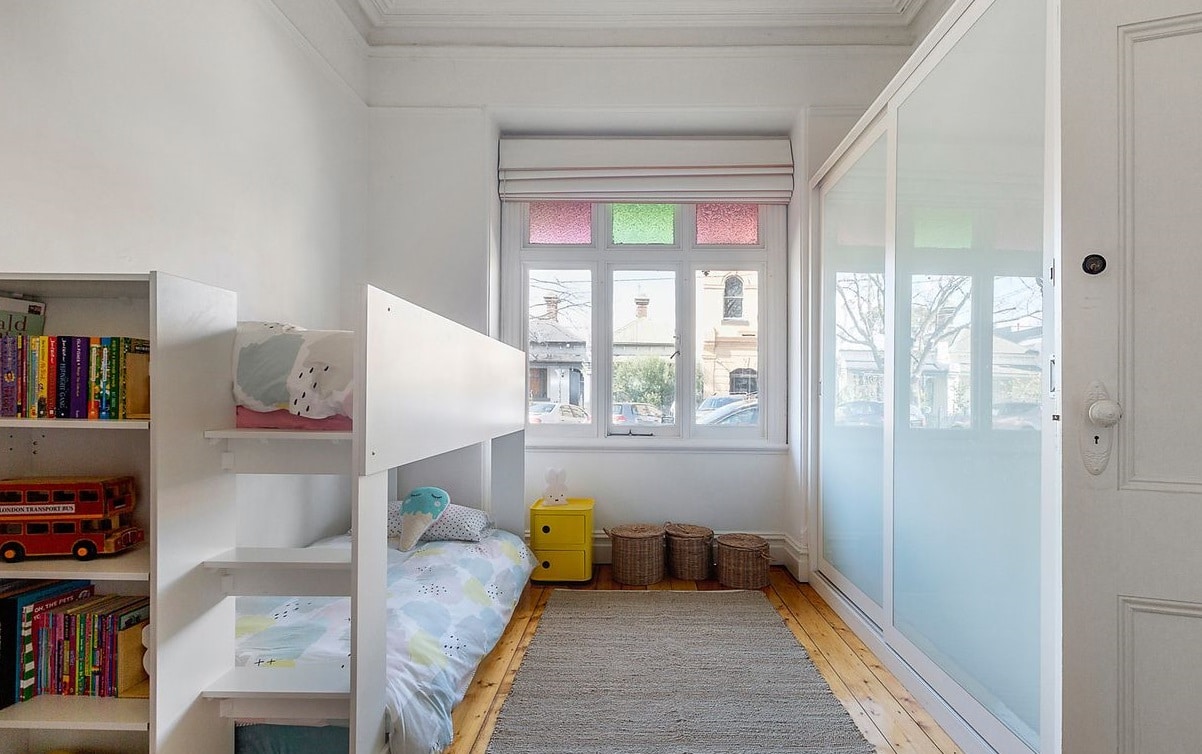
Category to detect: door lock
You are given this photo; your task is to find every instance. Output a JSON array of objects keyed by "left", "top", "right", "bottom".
[{"left": 1082, "top": 254, "right": 1107, "bottom": 275}]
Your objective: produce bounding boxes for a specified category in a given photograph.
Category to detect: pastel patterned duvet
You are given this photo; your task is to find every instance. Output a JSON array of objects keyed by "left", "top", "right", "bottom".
[{"left": 234, "top": 529, "right": 534, "bottom": 754}]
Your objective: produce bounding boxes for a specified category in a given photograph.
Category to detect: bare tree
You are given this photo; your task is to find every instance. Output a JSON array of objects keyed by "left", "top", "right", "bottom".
[{"left": 833, "top": 273, "right": 1042, "bottom": 411}]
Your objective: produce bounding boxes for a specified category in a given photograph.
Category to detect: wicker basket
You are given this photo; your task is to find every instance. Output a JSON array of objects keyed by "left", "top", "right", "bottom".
[
  {"left": 715, "top": 533, "right": 770, "bottom": 589},
  {"left": 605, "top": 523, "right": 666, "bottom": 585},
  {"left": 664, "top": 522, "right": 713, "bottom": 580}
]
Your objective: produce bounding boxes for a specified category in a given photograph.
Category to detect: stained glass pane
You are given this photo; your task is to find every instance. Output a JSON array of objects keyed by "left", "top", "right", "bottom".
[
  {"left": 696, "top": 203, "right": 759, "bottom": 245},
  {"left": 529, "top": 202, "right": 592, "bottom": 245},
  {"left": 612, "top": 204, "right": 675, "bottom": 245}
]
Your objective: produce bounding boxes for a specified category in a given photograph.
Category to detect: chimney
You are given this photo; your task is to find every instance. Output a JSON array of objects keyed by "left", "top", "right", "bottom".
[
  {"left": 635, "top": 294, "right": 649, "bottom": 319},
  {"left": 543, "top": 295, "right": 560, "bottom": 322}
]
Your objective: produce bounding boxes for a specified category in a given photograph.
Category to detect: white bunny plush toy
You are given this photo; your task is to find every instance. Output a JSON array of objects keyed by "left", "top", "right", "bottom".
[{"left": 543, "top": 468, "right": 569, "bottom": 506}]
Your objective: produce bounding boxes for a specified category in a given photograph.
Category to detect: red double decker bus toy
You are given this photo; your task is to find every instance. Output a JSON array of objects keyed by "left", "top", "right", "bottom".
[{"left": 0, "top": 476, "right": 145, "bottom": 562}]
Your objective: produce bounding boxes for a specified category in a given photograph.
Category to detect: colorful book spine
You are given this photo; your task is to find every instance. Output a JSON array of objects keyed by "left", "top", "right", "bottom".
[
  {"left": 87, "top": 337, "right": 101, "bottom": 420},
  {"left": 54, "top": 335, "right": 70, "bottom": 419},
  {"left": 68, "top": 336, "right": 89, "bottom": 419},
  {"left": 97, "top": 337, "right": 112, "bottom": 420},
  {"left": 13, "top": 335, "right": 24, "bottom": 417},
  {"left": 109, "top": 337, "right": 122, "bottom": 421},
  {"left": 37, "top": 336, "right": 49, "bottom": 418},
  {"left": 115, "top": 337, "right": 127, "bottom": 420},
  {"left": 0, "top": 335, "right": 16, "bottom": 418},
  {"left": 46, "top": 335, "right": 57, "bottom": 418},
  {"left": 121, "top": 338, "right": 150, "bottom": 420},
  {"left": 25, "top": 336, "right": 38, "bottom": 418}
]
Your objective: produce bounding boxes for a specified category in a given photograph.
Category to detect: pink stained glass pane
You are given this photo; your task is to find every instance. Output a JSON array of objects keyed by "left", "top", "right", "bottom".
[
  {"left": 696, "top": 203, "right": 759, "bottom": 245},
  {"left": 529, "top": 202, "right": 592, "bottom": 245}
]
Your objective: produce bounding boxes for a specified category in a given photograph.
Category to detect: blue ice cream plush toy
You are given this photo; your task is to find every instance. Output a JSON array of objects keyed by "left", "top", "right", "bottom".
[{"left": 397, "top": 487, "right": 450, "bottom": 550}]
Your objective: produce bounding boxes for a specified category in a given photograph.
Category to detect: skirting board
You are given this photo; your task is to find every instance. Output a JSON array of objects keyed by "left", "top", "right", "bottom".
[{"left": 526, "top": 530, "right": 809, "bottom": 582}]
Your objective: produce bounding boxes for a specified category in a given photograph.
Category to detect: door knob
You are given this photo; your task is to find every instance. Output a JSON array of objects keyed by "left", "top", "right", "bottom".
[
  {"left": 1081, "top": 381, "right": 1120, "bottom": 475},
  {"left": 1087, "top": 398, "right": 1122, "bottom": 427}
]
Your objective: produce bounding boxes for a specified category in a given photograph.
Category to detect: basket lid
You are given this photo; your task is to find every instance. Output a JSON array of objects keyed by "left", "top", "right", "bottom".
[
  {"left": 715, "top": 532, "right": 768, "bottom": 550},
  {"left": 607, "top": 523, "right": 665, "bottom": 539},
  {"left": 664, "top": 522, "right": 713, "bottom": 538}
]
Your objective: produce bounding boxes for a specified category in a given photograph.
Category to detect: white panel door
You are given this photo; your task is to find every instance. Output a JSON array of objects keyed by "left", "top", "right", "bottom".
[{"left": 1061, "top": 2, "right": 1202, "bottom": 753}]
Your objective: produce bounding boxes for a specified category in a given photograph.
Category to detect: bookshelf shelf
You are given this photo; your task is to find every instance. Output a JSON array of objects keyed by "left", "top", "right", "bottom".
[
  {"left": 204, "top": 664, "right": 349, "bottom": 699},
  {"left": 0, "top": 694, "right": 149, "bottom": 731},
  {"left": 204, "top": 428, "right": 352, "bottom": 475},
  {"left": 203, "top": 665, "right": 350, "bottom": 721},
  {"left": 0, "top": 419, "right": 149, "bottom": 430},
  {"left": 0, "top": 545, "right": 150, "bottom": 581},
  {"left": 203, "top": 547, "right": 352, "bottom": 596},
  {"left": 203, "top": 547, "right": 352, "bottom": 569}
]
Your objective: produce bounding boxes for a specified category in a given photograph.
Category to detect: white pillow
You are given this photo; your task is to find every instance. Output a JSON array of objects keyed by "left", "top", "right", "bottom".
[
  {"left": 418, "top": 503, "right": 491, "bottom": 543},
  {"left": 386, "top": 499, "right": 405, "bottom": 538}
]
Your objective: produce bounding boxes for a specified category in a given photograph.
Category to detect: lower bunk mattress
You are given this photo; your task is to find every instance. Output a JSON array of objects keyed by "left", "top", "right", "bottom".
[{"left": 233, "top": 528, "right": 535, "bottom": 754}]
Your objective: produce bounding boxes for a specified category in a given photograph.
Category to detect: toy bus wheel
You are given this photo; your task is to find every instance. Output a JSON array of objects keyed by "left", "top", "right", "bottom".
[
  {"left": 72, "top": 541, "right": 98, "bottom": 561},
  {"left": 1, "top": 542, "right": 25, "bottom": 563}
]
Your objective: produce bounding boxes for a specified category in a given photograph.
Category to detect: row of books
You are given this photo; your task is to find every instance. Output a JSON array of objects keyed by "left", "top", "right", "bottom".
[
  {"left": 0, "top": 334, "right": 150, "bottom": 420},
  {"left": 0, "top": 579, "right": 149, "bottom": 709},
  {"left": 34, "top": 591, "right": 150, "bottom": 699}
]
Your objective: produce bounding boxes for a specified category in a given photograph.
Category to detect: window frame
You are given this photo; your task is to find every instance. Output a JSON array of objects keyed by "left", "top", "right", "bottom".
[{"left": 502, "top": 202, "right": 786, "bottom": 448}]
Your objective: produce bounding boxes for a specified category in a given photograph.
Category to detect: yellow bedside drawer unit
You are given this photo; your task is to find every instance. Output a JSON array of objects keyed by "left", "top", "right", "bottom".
[{"left": 530, "top": 497, "right": 594, "bottom": 582}]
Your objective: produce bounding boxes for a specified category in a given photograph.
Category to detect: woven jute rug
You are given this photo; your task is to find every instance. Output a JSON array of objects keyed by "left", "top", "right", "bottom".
[{"left": 485, "top": 589, "right": 874, "bottom": 754}]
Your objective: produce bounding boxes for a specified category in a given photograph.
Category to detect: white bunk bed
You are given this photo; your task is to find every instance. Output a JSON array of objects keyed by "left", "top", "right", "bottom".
[{"left": 200, "top": 285, "right": 528, "bottom": 754}]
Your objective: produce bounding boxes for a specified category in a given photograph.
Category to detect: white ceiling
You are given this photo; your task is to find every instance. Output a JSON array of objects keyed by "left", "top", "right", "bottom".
[{"left": 330, "top": 0, "right": 945, "bottom": 47}]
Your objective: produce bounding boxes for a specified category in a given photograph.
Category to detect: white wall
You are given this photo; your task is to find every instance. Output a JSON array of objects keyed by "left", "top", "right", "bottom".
[
  {"left": 366, "top": 107, "right": 492, "bottom": 331},
  {"left": 363, "top": 45, "right": 910, "bottom": 562},
  {"left": 0, "top": 0, "right": 369, "bottom": 546},
  {"left": 0, "top": 2, "right": 914, "bottom": 555}
]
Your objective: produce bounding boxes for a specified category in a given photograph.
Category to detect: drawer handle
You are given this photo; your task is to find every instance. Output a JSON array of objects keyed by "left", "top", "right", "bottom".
[
  {"left": 541, "top": 525, "right": 551, "bottom": 534},
  {"left": 542, "top": 561, "right": 551, "bottom": 569}
]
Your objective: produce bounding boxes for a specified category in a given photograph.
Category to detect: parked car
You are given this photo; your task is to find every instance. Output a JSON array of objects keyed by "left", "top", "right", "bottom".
[
  {"left": 834, "top": 400, "right": 925, "bottom": 428},
  {"left": 528, "top": 401, "right": 590, "bottom": 424},
  {"left": 611, "top": 402, "right": 664, "bottom": 425},
  {"left": 695, "top": 394, "right": 751, "bottom": 422},
  {"left": 697, "top": 397, "right": 758, "bottom": 426}
]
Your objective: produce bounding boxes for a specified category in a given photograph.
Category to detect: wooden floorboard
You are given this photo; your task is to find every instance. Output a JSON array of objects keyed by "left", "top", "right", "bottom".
[{"left": 446, "top": 566, "right": 953, "bottom": 754}]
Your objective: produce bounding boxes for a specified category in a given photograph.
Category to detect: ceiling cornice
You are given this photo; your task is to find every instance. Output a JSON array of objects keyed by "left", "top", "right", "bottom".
[
  {"left": 359, "top": 0, "right": 920, "bottom": 28},
  {"left": 328, "top": 0, "right": 935, "bottom": 47}
]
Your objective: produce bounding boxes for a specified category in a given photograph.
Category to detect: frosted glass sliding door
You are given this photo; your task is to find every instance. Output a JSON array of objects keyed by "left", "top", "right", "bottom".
[
  {"left": 819, "top": 136, "right": 887, "bottom": 614},
  {"left": 892, "top": 0, "right": 1046, "bottom": 747}
]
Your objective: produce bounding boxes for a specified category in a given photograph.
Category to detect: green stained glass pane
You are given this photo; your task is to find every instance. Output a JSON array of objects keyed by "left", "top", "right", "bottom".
[{"left": 612, "top": 204, "right": 675, "bottom": 245}]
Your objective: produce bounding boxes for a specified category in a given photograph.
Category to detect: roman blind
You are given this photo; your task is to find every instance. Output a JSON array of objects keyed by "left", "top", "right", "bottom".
[{"left": 498, "top": 137, "right": 794, "bottom": 204}]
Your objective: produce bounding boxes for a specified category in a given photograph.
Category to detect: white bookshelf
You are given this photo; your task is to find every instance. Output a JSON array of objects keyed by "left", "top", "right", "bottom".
[{"left": 0, "top": 272, "right": 237, "bottom": 754}]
